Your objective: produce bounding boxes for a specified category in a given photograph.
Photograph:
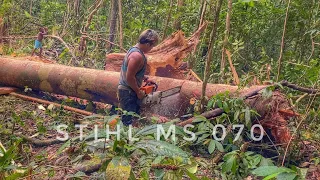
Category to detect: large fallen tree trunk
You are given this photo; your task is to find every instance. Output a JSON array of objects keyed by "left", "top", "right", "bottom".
[
  {"left": 0, "top": 57, "right": 295, "bottom": 144},
  {"left": 0, "top": 57, "right": 245, "bottom": 109}
]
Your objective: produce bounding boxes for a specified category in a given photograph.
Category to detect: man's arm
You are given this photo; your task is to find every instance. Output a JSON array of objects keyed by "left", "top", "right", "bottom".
[{"left": 126, "top": 52, "right": 144, "bottom": 94}]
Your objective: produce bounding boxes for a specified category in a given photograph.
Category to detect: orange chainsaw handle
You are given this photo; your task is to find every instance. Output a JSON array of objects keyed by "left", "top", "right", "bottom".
[{"left": 140, "top": 81, "right": 158, "bottom": 94}]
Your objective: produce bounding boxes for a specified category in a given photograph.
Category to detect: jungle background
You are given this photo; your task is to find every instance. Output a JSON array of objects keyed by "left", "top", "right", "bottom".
[{"left": 0, "top": 0, "right": 320, "bottom": 179}]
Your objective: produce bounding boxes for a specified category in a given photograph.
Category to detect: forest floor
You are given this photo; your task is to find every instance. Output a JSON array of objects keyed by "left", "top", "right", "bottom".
[{"left": 0, "top": 92, "right": 219, "bottom": 179}]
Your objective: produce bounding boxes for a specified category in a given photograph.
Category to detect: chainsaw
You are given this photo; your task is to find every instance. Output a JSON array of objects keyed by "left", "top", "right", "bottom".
[{"left": 140, "top": 81, "right": 181, "bottom": 105}]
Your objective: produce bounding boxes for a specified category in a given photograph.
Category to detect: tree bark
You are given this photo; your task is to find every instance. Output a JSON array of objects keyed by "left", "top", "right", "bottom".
[
  {"left": 220, "top": 0, "right": 232, "bottom": 83},
  {"left": 118, "top": 0, "right": 124, "bottom": 52},
  {"left": 74, "top": 0, "right": 80, "bottom": 17},
  {"left": 201, "top": 0, "right": 223, "bottom": 109},
  {"left": 0, "top": 57, "right": 264, "bottom": 118},
  {"left": 29, "top": 0, "right": 32, "bottom": 15},
  {"left": 0, "top": 17, "right": 3, "bottom": 43},
  {"left": 107, "top": 0, "right": 119, "bottom": 53},
  {"left": 198, "top": 0, "right": 207, "bottom": 29},
  {"left": 0, "top": 17, "right": 8, "bottom": 44}
]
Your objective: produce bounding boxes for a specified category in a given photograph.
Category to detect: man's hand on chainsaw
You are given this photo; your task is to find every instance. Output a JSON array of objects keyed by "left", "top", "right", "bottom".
[{"left": 137, "top": 90, "right": 146, "bottom": 99}]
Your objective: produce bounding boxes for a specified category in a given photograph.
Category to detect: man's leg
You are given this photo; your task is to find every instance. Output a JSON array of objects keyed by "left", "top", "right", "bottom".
[
  {"left": 31, "top": 49, "right": 36, "bottom": 56},
  {"left": 118, "top": 89, "right": 139, "bottom": 126},
  {"left": 39, "top": 48, "right": 43, "bottom": 58}
]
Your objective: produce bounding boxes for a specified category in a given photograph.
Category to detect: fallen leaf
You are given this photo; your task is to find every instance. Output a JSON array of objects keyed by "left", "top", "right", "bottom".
[
  {"left": 38, "top": 105, "right": 46, "bottom": 111},
  {"left": 47, "top": 104, "right": 55, "bottom": 110},
  {"left": 30, "top": 133, "right": 39, "bottom": 138}
]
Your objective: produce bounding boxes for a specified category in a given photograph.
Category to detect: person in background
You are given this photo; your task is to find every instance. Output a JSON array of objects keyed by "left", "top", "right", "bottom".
[
  {"left": 118, "top": 29, "right": 159, "bottom": 126},
  {"left": 31, "top": 27, "right": 48, "bottom": 58}
]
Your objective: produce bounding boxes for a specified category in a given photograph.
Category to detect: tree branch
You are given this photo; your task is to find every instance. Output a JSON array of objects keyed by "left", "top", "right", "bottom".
[
  {"left": 281, "top": 80, "right": 319, "bottom": 94},
  {"left": 277, "top": 0, "right": 291, "bottom": 81}
]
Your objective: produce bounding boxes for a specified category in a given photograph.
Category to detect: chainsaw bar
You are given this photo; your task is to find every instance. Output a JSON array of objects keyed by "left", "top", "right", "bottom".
[{"left": 160, "top": 86, "right": 181, "bottom": 98}]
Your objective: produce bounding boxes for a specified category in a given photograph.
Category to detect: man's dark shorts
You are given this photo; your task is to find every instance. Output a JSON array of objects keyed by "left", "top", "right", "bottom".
[{"left": 118, "top": 88, "right": 142, "bottom": 126}]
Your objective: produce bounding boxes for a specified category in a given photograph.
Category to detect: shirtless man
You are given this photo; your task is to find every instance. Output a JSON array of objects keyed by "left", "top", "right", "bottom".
[{"left": 31, "top": 27, "right": 48, "bottom": 57}]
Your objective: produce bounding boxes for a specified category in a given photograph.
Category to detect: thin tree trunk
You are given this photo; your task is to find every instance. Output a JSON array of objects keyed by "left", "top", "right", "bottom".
[
  {"left": 78, "top": 0, "right": 103, "bottom": 55},
  {"left": 174, "top": 0, "right": 184, "bottom": 30},
  {"left": 29, "top": 0, "right": 32, "bottom": 15},
  {"left": 0, "top": 17, "right": 3, "bottom": 43},
  {"left": 220, "top": 0, "right": 232, "bottom": 83},
  {"left": 74, "top": 0, "right": 80, "bottom": 17},
  {"left": 198, "top": 0, "right": 207, "bottom": 29},
  {"left": 107, "top": 0, "right": 119, "bottom": 53},
  {"left": 118, "top": 0, "right": 124, "bottom": 52},
  {"left": 276, "top": 0, "right": 291, "bottom": 81},
  {"left": 201, "top": 0, "right": 223, "bottom": 109},
  {"left": 162, "top": 0, "right": 174, "bottom": 41},
  {"left": 0, "top": 17, "right": 8, "bottom": 44}
]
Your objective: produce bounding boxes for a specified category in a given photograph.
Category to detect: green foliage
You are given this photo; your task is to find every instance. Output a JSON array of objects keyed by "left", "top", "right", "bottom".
[
  {"left": 220, "top": 150, "right": 274, "bottom": 179},
  {"left": 252, "top": 165, "right": 308, "bottom": 180},
  {"left": 0, "top": 0, "right": 12, "bottom": 16},
  {"left": 155, "top": 157, "right": 198, "bottom": 180},
  {"left": 135, "top": 140, "right": 190, "bottom": 159},
  {"left": 106, "top": 156, "right": 132, "bottom": 180},
  {"left": 0, "top": 140, "right": 26, "bottom": 179},
  {"left": 39, "top": 1, "right": 66, "bottom": 28}
]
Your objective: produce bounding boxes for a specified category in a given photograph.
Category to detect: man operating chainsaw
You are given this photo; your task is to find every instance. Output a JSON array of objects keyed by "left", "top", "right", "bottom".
[{"left": 118, "top": 29, "right": 159, "bottom": 126}]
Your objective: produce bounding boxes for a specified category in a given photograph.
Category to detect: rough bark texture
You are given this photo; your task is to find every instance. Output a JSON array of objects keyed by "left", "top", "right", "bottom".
[
  {"left": 0, "top": 57, "right": 250, "bottom": 117},
  {"left": 0, "top": 57, "right": 295, "bottom": 143},
  {"left": 201, "top": 0, "right": 223, "bottom": 108},
  {"left": 107, "top": 0, "right": 119, "bottom": 52},
  {"left": 118, "top": 0, "right": 123, "bottom": 51},
  {"left": 0, "top": 17, "right": 7, "bottom": 44},
  {"left": 105, "top": 22, "right": 207, "bottom": 79},
  {"left": 220, "top": 0, "right": 232, "bottom": 82}
]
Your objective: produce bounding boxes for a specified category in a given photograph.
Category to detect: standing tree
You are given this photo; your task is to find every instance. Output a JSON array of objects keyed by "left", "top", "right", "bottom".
[
  {"left": 220, "top": 0, "right": 232, "bottom": 83},
  {"left": 118, "top": 0, "right": 124, "bottom": 52},
  {"left": 201, "top": 0, "right": 223, "bottom": 109},
  {"left": 198, "top": 0, "right": 207, "bottom": 29},
  {"left": 107, "top": 0, "right": 119, "bottom": 53}
]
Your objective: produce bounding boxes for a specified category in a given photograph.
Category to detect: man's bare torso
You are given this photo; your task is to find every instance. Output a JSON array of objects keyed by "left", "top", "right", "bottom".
[{"left": 37, "top": 32, "right": 45, "bottom": 42}]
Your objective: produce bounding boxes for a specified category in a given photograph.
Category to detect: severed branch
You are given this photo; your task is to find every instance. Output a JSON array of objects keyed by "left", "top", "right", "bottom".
[
  {"left": 281, "top": 80, "right": 319, "bottom": 94},
  {"left": 84, "top": 35, "right": 127, "bottom": 52},
  {"left": 46, "top": 35, "right": 76, "bottom": 59},
  {"left": 84, "top": 0, "right": 103, "bottom": 31},
  {"left": 0, "top": 35, "right": 76, "bottom": 59},
  {"left": 0, "top": 131, "right": 62, "bottom": 147},
  {"left": 10, "top": 92, "right": 94, "bottom": 116},
  {"left": 225, "top": 49, "right": 240, "bottom": 85},
  {"left": 78, "top": 0, "right": 103, "bottom": 55}
]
